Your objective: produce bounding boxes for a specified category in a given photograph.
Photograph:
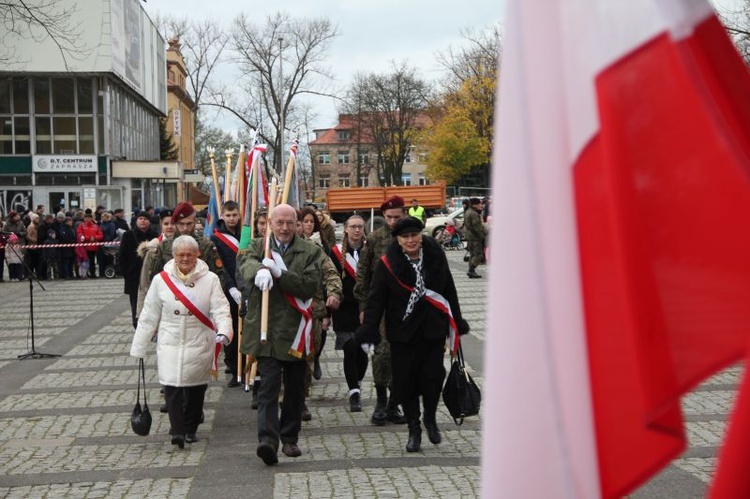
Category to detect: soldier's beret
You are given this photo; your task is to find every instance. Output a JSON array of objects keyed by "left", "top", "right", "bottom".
[
  {"left": 172, "top": 202, "right": 195, "bottom": 223},
  {"left": 160, "top": 209, "right": 173, "bottom": 220},
  {"left": 380, "top": 195, "right": 404, "bottom": 212},
  {"left": 469, "top": 197, "right": 482, "bottom": 205},
  {"left": 392, "top": 216, "right": 423, "bottom": 237}
]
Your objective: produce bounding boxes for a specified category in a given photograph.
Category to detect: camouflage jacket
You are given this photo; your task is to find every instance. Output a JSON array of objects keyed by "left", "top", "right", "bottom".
[
  {"left": 353, "top": 224, "right": 393, "bottom": 311},
  {"left": 146, "top": 232, "right": 223, "bottom": 281},
  {"left": 464, "top": 208, "right": 486, "bottom": 243}
]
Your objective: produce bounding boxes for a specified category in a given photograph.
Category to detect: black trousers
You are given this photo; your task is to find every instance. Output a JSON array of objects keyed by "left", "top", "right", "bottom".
[
  {"left": 257, "top": 357, "right": 306, "bottom": 449},
  {"left": 164, "top": 384, "right": 207, "bottom": 436},
  {"left": 128, "top": 292, "right": 138, "bottom": 329},
  {"left": 342, "top": 338, "right": 369, "bottom": 391},
  {"left": 390, "top": 337, "right": 446, "bottom": 424},
  {"left": 224, "top": 300, "right": 239, "bottom": 375}
]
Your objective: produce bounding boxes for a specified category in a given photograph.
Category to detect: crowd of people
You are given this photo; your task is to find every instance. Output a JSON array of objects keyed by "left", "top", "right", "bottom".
[{"left": 5, "top": 195, "right": 475, "bottom": 463}]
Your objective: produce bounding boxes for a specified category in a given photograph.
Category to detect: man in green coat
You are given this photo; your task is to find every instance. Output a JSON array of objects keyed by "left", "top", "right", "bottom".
[{"left": 238, "top": 204, "right": 322, "bottom": 465}]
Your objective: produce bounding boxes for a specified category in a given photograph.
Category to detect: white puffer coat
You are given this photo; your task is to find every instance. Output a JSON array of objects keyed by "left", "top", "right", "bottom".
[{"left": 130, "top": 258, "right": 233, "bottom": 387}]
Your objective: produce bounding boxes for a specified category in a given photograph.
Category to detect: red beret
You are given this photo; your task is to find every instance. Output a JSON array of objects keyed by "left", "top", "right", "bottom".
[
  {"left": 172, "top": 202, "right": 195, "bottom": 223},
  {"left": 380, "top": 195, "right": 404, "bottom": 212}
]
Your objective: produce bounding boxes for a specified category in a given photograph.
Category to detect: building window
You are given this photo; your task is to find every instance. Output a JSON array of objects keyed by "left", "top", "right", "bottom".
[
  {"left": 418, "top": 152, "right": 428, "bottom": 163},
  {"left": 338, "top": 150, "right": 349, "bottom": 164},
  {"left": 359, "top": 175, "right": 369, "bottom": 187},
  {"left": 401, "top": 174, "right": 412, "bottom": 186},
  {"left": 318, "top": 151, "right": 330, "bottom": 164},
  {"left": 404, "top": 152, "right": 411, "bottom": 163},
  {"left": 319, "top": 175, "right": 330, "bottom": 188},
  {"left": 339, "top": 175, "right": 350, "bottom": 188},
  {"left": 419, "top": 174, "right": 427, "bottom": 186},
  {"left": 0, "top": 80, "right": 10, "bottom": 114},
  {"left": 358, "top": 153, "right": 369, "bottom": 165},
  {"left": 52, "top": 78, "right": 75, "bottom": 114},
  {"left": 337, "top": 130, "right": 350, "bottom": 140}
]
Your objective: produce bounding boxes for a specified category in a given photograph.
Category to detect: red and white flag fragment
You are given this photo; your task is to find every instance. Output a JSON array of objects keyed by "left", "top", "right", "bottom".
[{"left": 483, "top": 0, "right": 750, "bottom": 497}]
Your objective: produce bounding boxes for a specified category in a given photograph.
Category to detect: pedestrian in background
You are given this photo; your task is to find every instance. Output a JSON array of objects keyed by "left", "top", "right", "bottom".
[
  {"left": 58, "top": 217, "right": 76, "bottom": 280},
  {"left": 408, "top": 198, "right": 426, "bottom": 224},
  {"left": 464, "top": 198, "right": 487, "bottom": 279},
  {"left": 42, "top": 229, "right": 60, "bottom": 280}
]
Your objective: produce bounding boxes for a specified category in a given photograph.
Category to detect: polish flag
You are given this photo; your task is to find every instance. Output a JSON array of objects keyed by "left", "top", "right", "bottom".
[{"left": 483, "top": 1, "right": 750, "bottom": 498}]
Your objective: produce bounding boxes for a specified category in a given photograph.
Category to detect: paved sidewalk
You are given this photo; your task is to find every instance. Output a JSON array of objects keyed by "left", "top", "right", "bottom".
[{"left": 0, "top": 251, "right": 739, "bottom": 498}]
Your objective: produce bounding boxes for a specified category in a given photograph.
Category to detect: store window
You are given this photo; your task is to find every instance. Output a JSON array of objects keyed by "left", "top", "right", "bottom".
[
  {"left": 0, "top": 80, "right": 10, "bottom": 114},
  {"left": 78, "top": 79, "right": 93, "bottom": 113},
  {"left": 35, "top": 116, "right": 52, "bottom": 154},
  {"left": 52, "top": 78, "right": 75, "bottom": 114},
  {"left": 12, "top": 80, "right": 28, "bottom": 114},
  {"left": 0, "top": 117, "right": 12, "bottom": 154},
  {"left": 34, "top": 79, "right": 50, "bottom": 114},
  {"left": 14, "top": 116, "right": 30, "bottom": 154}
]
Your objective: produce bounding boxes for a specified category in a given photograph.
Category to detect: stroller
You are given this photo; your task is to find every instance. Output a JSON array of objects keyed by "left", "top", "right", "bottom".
[
  {"left": 435, "top": 218, "right": 465, "bottom": 251},
  {"left": 102, "top": 229, "right": 125, "bottom": 279}
]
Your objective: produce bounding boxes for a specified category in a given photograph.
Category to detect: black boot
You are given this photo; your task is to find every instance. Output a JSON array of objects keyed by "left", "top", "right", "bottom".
[
  {"left": 386, "top": 396, "right": 407, "bottom": 424},
  {"left": 313, "top": 330, "right": 327, "bottom": 380},
  {"left": 467, "top": 266, "right": 482, "bottom": 279},
  {"left": 406, "top": 419, "right": 422, "bottom": 453},
  {"left": 424, "top": 420, "right": 442, "bottom": 445},
  {"left": 371, "top": 385, "right": 388, "bottom": 425},
  {"left": 349, "top": 391, "right": 362, "bottom": 412},
  {"left": 251, "top": 379, "right": 260, "bottom": 410}
]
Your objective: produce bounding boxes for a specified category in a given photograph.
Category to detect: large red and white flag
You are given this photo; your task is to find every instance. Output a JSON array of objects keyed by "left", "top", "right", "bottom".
[{"left": 484, "top": 0, "right": 750, "bottom": 497}]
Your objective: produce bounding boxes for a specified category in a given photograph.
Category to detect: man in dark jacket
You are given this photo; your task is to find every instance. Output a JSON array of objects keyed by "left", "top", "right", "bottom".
[
  {"left": 210, "top": 201, "right": 243, "bottom": 387},
  {"left": 464, "top": 198, "right": 487, "bottom": 278},
  {"left": 118, "top": 212, "right": 157, "bottom": 329}
]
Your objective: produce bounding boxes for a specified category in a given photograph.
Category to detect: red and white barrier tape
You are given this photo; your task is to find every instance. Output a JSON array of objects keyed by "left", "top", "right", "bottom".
[{"left": 6, "top": 241, "right": 122, "bottom": 250}]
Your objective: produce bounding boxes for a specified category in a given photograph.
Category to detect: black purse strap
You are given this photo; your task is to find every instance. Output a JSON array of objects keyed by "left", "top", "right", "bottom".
[{"left": 137, "top": 358, "right": 148, "bottom": 406}]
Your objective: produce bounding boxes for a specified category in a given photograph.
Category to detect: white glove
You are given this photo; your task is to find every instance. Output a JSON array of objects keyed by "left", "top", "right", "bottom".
[
  {"left": 215, "top": 334, "right": 231, "bottom": 346},
  {"left": 361, "top": 343, "right": 375, "bottom": 356},
  {"left": 262, "top": 258, "right": 282, "bottom": 278},
  {"left": 229, "top": 287, "right": 242, "bottom": 304},
  {"left": 254, "top": 268, "right": 273, "bottom": 291}
]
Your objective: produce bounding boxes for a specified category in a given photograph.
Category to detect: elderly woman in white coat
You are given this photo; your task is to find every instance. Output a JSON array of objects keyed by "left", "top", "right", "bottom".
[{"left": 131, "top": 235, "right": 232, "bottom": 448}]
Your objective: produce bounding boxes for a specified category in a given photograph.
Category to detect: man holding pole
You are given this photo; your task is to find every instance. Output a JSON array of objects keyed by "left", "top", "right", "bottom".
[
  {"left": 211, "top": 200, "right": 243, "bottom": 387},
  {"left": 238, "top": 203, "right": 322, "bottom": 465}
]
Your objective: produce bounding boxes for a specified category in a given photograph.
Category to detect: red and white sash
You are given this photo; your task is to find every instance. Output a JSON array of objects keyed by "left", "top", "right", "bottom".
[
  {"left": 380, "top": 256, "right": 460, "bottom": 355},
  {"left": 330, "top": 243, "right": 358, "bottom": 281},
  {"left": 271, "top": 251, "right": 315, "bottom": 358},
  {"left": 213, "top": 229, "right": 239, "bottom": 254}
]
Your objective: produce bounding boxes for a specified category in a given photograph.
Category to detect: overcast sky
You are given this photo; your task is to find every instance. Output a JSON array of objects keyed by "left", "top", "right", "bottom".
[{"left": 143, "top": 0, "right": 505, "bottom": 133}]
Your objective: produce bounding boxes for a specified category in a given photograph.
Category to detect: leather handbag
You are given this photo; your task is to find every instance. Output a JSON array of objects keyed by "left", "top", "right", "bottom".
[
  {"left": 442, "top": 342, "right": 481, "bottom": 425},
  {"left": 130, "top": 358, "right": 152, "bottom": 436}
]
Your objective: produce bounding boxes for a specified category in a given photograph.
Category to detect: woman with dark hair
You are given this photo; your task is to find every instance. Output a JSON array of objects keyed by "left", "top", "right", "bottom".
[
  {"left": 357, "top": 217, "right": 470, "bottom": 452},
  {"left": 330, "top": 214, "right": 368, "bottom": 412}
]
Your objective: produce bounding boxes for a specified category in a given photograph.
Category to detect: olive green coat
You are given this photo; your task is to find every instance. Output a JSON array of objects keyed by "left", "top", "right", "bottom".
[
  {"left": 238, "top": 235, "right": 322, "bottom": 361},
  {"left": 145, "top": 233, "right": 223, "bottom": 281},
  {"left": 354, "top": 224, "right": 393, "bottom": 310}
]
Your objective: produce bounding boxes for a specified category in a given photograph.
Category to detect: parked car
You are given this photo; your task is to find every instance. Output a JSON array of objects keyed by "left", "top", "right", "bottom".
[{"left": 422, "top": 209, "right": 464, "bottom": 238}]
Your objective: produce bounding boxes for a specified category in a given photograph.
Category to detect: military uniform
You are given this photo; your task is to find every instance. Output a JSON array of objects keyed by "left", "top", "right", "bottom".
[
  {"left": 354, "top": 223, "right": 405, "bottom": 425},
  {"left": 147, "top": 232, "right": 223, "bottom": 281},
  {"left": 464, "top": 206, "right": 487, "bottom": 277}
]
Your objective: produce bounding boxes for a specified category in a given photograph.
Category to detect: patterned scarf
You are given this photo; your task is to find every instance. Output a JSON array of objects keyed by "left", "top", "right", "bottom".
[{"left": 403, "top": 247, "right": 425, "bottom": 320}]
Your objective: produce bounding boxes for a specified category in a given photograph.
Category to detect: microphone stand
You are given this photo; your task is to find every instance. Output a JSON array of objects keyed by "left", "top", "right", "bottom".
[{"left": 6, "top": 238, "right": 61, "bottom": 360}]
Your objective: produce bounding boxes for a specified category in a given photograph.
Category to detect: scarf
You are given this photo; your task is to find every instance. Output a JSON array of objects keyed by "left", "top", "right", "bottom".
[{"left": 402, "top": 247, "right": 425, "bottom": 320}]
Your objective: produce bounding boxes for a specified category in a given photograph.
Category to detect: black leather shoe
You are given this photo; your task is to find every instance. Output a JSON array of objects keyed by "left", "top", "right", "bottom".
[
  {"left": 313, "top": 358, "right": 322, "bottom": 380},
  {"left": 159, "top": 404, "right": 168, "bottom": 414},
  {"left": 227, "top": 377, "right": 241, "bottom": 388},
  {"left": 349, "top": 392, "right": 362, "bottom": 412},
  {"left": 406, "top": 428, "right": 422, "bottom": 453},
  {"left": 185, "top": 433, "right": 198, "bottom": 443},
  {"left": 386, "top": 401, "right": 407, "bottom": 425},
  {"left": 171, "top": 435, "right": 185, "bottom": 449},
  {"left": 282, "top": 443, "right": 302, "bottom": 457},
  {"left": 301, "top": 403, "right": 312, "bottom": 421},
  {"left": 424, "top": 421, "right": 442, "bottom": 445},
  {"left": 371, "top": 403, "right": 387, "bottom": 425},
  {"left": 257, "top": 442, "right": 278, "bottom": 465}
]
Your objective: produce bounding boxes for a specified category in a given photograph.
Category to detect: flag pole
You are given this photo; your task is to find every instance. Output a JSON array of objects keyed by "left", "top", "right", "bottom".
[
  {"left": 208, "top": 148, "right": 221, "bottom": 209},
  {"left": 281, "top": 143, "right": 296, "bottom": 203},
  {"left": 244, "top": 145, "right": 261, "bottom": 390},
  {"left": 223, "top": 149, "right": 233, "bottom": 203},
  {"left": 234, "top": 144, "right": 247, "bottom": 386},
  {"left": 260, "top": 178, "right": 278, "bottom": 344}
]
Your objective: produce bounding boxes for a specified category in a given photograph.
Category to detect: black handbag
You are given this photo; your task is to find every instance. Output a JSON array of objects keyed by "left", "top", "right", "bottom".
[
  {"left": 130, "top": 358, "right": 152, "bottom": 436},
  {"left": 442, "top": 342, "right": 481, "bottom": 425}
]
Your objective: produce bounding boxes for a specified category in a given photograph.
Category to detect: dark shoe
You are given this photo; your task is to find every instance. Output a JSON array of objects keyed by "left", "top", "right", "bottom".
[
  {"left": 386, "top": 399, "right": 407, "bottom": 425},
  {"left": 227, "top": 377, "right": 241, "bottom": 388},
  {"left": 349, "top": 392, "right": 362, "bottom": 412},
  {"left": 171, "top": 435, "right": 185, "bottom": 449},
  {"left": 159, "top": 404, "right": 168, "bottom": 414},
  {"left": 185, "top": 433, "right": 198, "bottom": 443},
  {"left": 256, "top": 442, "right": 278, "bottom": 465},
  {"left": 225, "top": 367, "right": 232, "bottom": 374},
  {"left": 301, "top": 403, "right": 312, "bottom": 422},
  {"left": 424, "top": 421, "right": 442, "bottom": 445},
  {"left": 406, "top": 426, "right": 422, "bottom": 453},
  {"left": 282, "top": 443, "right": 302, "bottom": 458},
  {"left": 467, "top": 267, "right": 482, "bottom": 279},
  {"left": 371, "top": 385, "right": 388, "bottom": 426},
  {"left": 313, "top": 358, "right": 322, "bottom": 380}
]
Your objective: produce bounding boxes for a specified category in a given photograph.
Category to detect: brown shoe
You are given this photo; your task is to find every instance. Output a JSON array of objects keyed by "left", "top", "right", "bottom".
[{"left": 282, "top": 443, "right": 302, "bottom": 458}]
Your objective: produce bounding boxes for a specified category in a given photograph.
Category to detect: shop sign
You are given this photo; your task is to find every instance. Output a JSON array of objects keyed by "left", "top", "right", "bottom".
[{"left": 32, "top": 155, "right": 97, "bottom": 173}]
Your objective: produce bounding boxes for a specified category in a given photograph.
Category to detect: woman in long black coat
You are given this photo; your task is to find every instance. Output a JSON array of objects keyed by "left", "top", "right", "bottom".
[
  {"left": 118, "top": 213, "right": 157, "bottom": 329},
  {"left": 358, "top": 217, "right": 469, "bottom": 453}
]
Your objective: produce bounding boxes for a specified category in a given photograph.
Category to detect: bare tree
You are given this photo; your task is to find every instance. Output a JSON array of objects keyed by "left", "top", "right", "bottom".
[
  {"left": 1, "top": 0, "right": 87, "bottom": 67},
  {"left": 344, "top": 63, "right": 431, "bottom": 186},
  {"left": 228, "top": 11, "right": 339, "bottom": 172},
  {"left": 436, "top": 24, "right": 502, "bottom": 95},
  {"left": 719, "top": 1, "right": 750, "bottom": 64}
]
